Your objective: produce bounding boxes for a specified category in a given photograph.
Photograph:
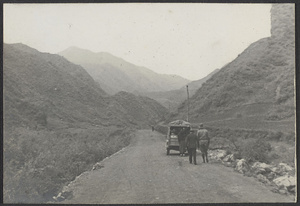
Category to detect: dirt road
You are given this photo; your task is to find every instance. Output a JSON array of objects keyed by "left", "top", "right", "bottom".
[{"left": 61, "top": 130, "right": 294, "bottom": 204}]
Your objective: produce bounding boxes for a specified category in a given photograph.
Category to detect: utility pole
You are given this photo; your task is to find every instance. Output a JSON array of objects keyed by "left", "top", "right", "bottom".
[{"left": 186, "top": 85, "right": 189, "bottom": 122}]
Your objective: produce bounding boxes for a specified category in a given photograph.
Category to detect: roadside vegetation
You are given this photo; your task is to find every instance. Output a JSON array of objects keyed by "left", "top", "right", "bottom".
[{"left": 4, "top": 125, "right": 133, "bottom": 203}]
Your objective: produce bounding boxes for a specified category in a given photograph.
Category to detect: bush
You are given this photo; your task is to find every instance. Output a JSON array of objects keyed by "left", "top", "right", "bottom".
[
  {"left": 4, "top": 126, "right": 133, "bottom": 203},
  {"left": 240, "top": 138, "right": 272, "bottom": 163}
]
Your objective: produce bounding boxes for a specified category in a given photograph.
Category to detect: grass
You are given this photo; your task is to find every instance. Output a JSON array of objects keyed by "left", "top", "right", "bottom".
[{"left": 3, "top": 125, "right": 133, "bottom": 203}]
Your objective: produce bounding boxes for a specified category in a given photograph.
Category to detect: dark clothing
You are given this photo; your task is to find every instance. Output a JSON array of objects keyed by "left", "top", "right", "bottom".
[
  {"left": 186, "top": 133, "right": 198, "bottom": 164},
  {"left": 185, "top": 133, "right": 199, "bottom": 149},
  {"left": 199, "top": 140, "right": 209, "bottom": 154},
  {"left": 188, "top": 148, "right": 197, "bottom": 164},
  {"left": 179, "top": 140, "right": 186, "bottom": 154},
  {"left": 178, "top": 129, "right": 188, "bottom": 142},
  {"left": 178, "top": 129, "right": 188, "bottom": 155}
]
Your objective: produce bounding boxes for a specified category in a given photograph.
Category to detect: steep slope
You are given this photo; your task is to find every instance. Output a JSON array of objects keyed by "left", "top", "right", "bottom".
[
  {"left": 4, "top": 43, "right": 111, "bottom": 129},
  {"left": 173, "top": 4, "right": 295, "bottom": 131},
  {"left": 58, "top": 47, "right": 190, "bottom": 94},
  {"left": 141, "top": 69, "right": 220, "bottom": 111},
  {"left": 109, "top": 91, "right": 168, "bottom": 127},
  {"left": 3, "top": 43, "right": 168, "bottom": 203}
]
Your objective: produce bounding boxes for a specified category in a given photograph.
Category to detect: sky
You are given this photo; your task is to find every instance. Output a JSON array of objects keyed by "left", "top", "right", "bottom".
[{"left": 4, "top": 3, "right": 271, "bottom": 80}]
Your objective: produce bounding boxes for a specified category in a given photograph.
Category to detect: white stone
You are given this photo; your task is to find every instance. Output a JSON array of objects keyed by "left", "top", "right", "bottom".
[
  {"left": 278, "top": 163, "right": 293, "bottom": 172},
  {"left": 273, "top": 175, "right": 296, "bottom": 188},
  {"left": 252, "top": 162, "right": 271, "bottom": 169},
  {"left": 216, "top": 150, "right": 227, "bottom": 159},
  {"left": 235, "top": 159, "right": 249, "bottom": 174}
]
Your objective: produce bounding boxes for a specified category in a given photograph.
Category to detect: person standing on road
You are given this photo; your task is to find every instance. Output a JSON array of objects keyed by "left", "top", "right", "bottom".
[
  {"left": 185, "top": 130, "right": 199, "bottom": 165},
  {"left": 197, "top": 123, "right": 210, "bottom": 163},
  {"left": 178, "top": 128, "right": 188, "bottom": 156}
]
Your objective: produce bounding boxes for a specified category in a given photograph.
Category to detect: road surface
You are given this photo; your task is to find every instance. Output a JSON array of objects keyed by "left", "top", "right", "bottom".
[{"left": 61, "top": 130, "right": 294, "bottom": 204}]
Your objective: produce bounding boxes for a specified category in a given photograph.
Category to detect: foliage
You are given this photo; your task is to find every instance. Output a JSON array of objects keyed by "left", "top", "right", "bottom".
[
  {"left": 4, "top": 126, "right": 133, "bottom": 203},
  {"left": 240, "top": 138, "right": 272, "bottom": 163}
]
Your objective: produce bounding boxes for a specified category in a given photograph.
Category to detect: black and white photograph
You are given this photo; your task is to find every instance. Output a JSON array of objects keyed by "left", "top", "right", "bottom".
[{"left": 3, "top": 2, "right": 296, "bottom": 204}]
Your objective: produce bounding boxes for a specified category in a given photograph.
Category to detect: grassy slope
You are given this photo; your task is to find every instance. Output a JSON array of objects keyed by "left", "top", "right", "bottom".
[
  {"left": 3, "top": 43, "right": 168, "bottom": 203},
  {"left": 140, "top": 69, "right": 220, "bottom": 112},
  {"left": 173, "top": 34, "right": 295, "bottom": 133}
]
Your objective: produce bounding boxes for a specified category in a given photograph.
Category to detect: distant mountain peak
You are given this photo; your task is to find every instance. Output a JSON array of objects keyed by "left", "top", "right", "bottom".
[{"left": 59, "top": 46, "right": 190, "bottom": 94}]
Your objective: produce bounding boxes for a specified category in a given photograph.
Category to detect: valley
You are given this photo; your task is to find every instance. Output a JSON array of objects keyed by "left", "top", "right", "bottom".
[{"left": 3, "top": 3, "right": 296, "bottom": 204}]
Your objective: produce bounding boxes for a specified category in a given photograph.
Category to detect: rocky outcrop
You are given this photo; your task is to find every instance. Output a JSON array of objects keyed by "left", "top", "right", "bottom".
[
  {"left": 273, "top": 175, "right": 296, "bottom": 194},
  {"left": 208, "top": 149, "right": 295, "bottom": 195}
]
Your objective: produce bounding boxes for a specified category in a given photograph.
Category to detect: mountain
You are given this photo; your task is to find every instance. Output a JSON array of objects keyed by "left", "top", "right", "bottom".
[
  {"left": 4, "top": 43, "right": 169, "bottom": 203},
  {"left": 172, "top": 4, "right": 295, "bottom": 132},
  {"left": 140, "top": 69, "right": 220, "bottom": 111},
  {"left": 4, "top": 43, "right": 168, "bottom": 129},
  {"left": 4, "top": 43, "right": 110, "bottom": 129},
  {"left": 58, "top": 47, "right": 190, "bottom": 94},
  {"left": 109, "top": 91, "right": 168, "bottom": 126}
]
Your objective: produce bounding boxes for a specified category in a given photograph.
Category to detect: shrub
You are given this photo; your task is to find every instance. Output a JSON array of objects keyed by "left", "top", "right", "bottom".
[{"left": 240, "top": 138, "right": 272, "bottom": 163}]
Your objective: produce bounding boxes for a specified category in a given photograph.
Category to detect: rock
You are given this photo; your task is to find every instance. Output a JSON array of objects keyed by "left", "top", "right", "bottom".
[
  {"left": 273, "top": 175, "right": 296, "bottom": 189},
  {"left": 235, "top": 159, "right": 249, "bottom": 174},
  {"left": 278, "top": 189, "right": 288, "bottom": 195},
  {"left": 223, "top": 154, "right": 235, "bottom": 162},
  {"left": 256, "top": 174, "right": 270, "bottom": 184},
  {"left": 278, "top": 163, "right": 293, "bottom": 171},
  {"left": 266, "top": 172, "right": 277, "bottom": 181},
  {"left": 215, "top": 150, "right": 227, "bottom": 159},
  {"left": 272, "top": 163, "right": 293, "bottom": 175},
  {"left": 271, "top": 188, "right": 279, "bottom": 193},
  {"left": 92, "top": 162, "right": 104, "bottom": 170},
  {"left": 251, "top": 162, "right": 272, "bottom": 175},
  {"left": 53, "top": 192, "right": 65, "bottom": 202},
  {"left": 287, "top": 185, "right": 295, "bottom": 193}
]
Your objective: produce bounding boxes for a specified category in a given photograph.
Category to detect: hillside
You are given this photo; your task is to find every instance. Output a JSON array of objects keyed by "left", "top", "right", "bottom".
[
  {"left": 109, "top": 91, "right": 168, "bottom": 126},
  {"left": 172, "top": 4, "right": 295, "bottom": 133},
  {"left": 140, "top": 69, "right": 220, "bottom": 111},
  {"left": 58, "top": 47, "right": 190, "bottom": 94},
  {"left": 4, "top": 43, "right": 111, "bottom": 129},
  {"left": 3, "top": 43, "right": 168, "bottom": 203}
]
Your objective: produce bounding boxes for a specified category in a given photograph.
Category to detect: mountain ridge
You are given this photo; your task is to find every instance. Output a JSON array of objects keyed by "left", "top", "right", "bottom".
[
  {"left": 58, "top": 47, "right": 190, "bottom": 94},
  {"left": 139, "top": 68, "right": 220, "bottom": 111},
  {"left": 171, "top": 4, "right": 295, "bottom": 132}
]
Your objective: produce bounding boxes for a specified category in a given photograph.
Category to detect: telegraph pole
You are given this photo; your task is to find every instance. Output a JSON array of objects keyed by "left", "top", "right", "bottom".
[{"left": 186, "top": 85, "right": 189, "bottom": 122}]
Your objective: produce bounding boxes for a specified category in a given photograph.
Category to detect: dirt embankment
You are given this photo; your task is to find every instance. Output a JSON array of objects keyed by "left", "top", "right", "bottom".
[{"left": 57, "top": 130, "right": 294, "bottom": 204}]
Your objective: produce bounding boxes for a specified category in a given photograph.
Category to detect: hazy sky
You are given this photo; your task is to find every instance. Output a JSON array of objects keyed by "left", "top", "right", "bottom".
[{"left": 4, "top": 3, "right": 271, "bottom": 80}]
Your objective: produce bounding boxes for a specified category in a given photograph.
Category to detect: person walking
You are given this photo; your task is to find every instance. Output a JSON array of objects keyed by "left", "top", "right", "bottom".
[
  {"left": 185, "top": 129, "right": 199, "bottom": 165},
  {"left": 197, "top": 123, "right": 210, "bottom": 163},
  {"left": 178, "top": 128, "right": 188, "bottom": 156}
]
